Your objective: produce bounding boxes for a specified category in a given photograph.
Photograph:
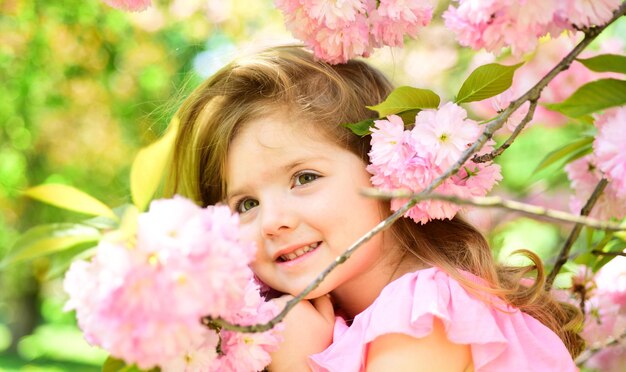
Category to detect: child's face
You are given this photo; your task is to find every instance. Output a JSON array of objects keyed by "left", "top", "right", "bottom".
[{"left": 225, "top": 114, "right": 389, "bottom": 298}]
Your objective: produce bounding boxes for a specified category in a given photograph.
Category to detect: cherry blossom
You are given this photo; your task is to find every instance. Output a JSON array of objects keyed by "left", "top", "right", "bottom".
[
  {"left": 367, "top": 103, "right": 501, "bottom": 224},
  {"left": 559, "top": 0, "right": 621, "bottom": 28},
  {"left": 565, "top": 155, "right": 626, "bottom": 221},
  {"left": 64, "top": 197, "right": 281, "bottom": 370},
  {"left": 594, "top": 107, "right": 626, "bottom": 198},
  {"left": 275, "top": 0, "right": 433, "bottom": 63}
]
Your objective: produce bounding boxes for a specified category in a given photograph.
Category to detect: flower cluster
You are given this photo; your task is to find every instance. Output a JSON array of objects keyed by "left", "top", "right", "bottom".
[
  {"left": 274, "top": 0, "right": 433, "bottom": 64},
  {"left": 367, "top": 102, "right": 502, "bottom": 224},
  {"left": 565, "top": 155, "right": 626, "bottom": 221},
  {"left": 569, "top": 262, "right": 626, "bottom": 371},
  {"left": 593, "top": 107, "right": 626, "bottom": 198},
  {"left": 63, "top": 196, "right": 282, "bottom": 371},
  {"left": 443, "top": 0, "right": 621, "bottom": 56},
  {"left": 565, "top": 107, "right": 626, "bottom": 221}
]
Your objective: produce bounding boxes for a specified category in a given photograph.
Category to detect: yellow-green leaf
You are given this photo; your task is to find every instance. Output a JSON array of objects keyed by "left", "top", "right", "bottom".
[
  {"left": 23, "top": 184, "right": 117, "bottom": 221},
  {"left": 343, "top": 118, "right": 375, "bottom": 137},
  {"left": 456, "top": 63, "right": 523, "bottom": 104},
  {"left": 1, "top": 223, "right": 101, "bottom": 268},
  {"left": 102, "top": 356, "right": 126, "bottom": 372},
  {"left": 545, "top": 79, "right": 626, "bottom": 117},
  {"left": 534, "top": 136, "right": 594, "bottom": 172},
  {"left": 367, "top": 86, "right": 440, "bottom": 117},
  {"left": 576, "top": 54, "right": 626, "bottom": 74},
  {"left": 131, "top": 117, "right": 180, "bottom": 212}
]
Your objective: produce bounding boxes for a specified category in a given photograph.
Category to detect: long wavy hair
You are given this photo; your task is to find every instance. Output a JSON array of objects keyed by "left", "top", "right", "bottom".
[{"left": 164, "top": 46, "right": 584, "bottom": 357}]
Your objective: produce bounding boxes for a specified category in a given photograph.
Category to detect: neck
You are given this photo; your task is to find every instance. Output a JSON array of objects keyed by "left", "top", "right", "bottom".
[{"left": 330, "top": 249, "right": 423, "bottom": 319}]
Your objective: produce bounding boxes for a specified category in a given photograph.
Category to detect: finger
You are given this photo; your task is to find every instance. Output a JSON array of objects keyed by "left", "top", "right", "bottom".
[{"left": 311, "top": 294, "right": 335, "bottom": 324}]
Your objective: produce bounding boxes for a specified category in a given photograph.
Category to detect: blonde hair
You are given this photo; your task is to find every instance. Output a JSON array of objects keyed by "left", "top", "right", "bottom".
[{"left": 164, "top": 46, "right": 584, "bottom": 357}]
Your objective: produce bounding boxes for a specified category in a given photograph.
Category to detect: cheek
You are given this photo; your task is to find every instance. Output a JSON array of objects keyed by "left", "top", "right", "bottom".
[{"left": 238, "top": 222, "right": 259, "bottom": 244}]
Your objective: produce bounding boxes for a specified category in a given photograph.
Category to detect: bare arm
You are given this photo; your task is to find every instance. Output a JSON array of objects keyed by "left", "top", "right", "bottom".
[{"left": 366, "top": 318, "right": 473, "bottom": 372}]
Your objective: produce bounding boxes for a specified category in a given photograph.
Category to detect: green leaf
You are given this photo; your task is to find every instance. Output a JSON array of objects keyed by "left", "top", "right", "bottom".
[
  {"left": 44, "top": 246, "right": 97, "bottom": 280},
  {"left": 101, "top": 356, "right": 155, "bottom": 372},
  {"left": 1, "top": 223, "right": 101, "bottom": 268},
  {"left": 593, "top": 238, "right": 626, "bottom": 272},
  {"left": 131, "top": 117, "right": 180, "bottom": 212},
  {"left": 455, "top": 63, "right": 523, "bottom": 104},
  {"left": 102, "top": 356, "right": 126, "bottom": 372},
  {"left": 397, "top": 109, "right": 421, "bottom": 125},
  {"left": 367, "top": 86, "right": 440, "bottom": 117},
  {"left": 23, "top": 184, "right": 117, "bottom": 221},
  {"left": 576, "top": 54, "right": 626, "bottom": 74},
  {"left": 544, "top": 78, "right": 626, "bottom": 117},
  {"left": 343, "top": 118, "right": 375, "bottom": 137},
  {"left": 534, "top": 136, "right": 594, "bottom": 172}
]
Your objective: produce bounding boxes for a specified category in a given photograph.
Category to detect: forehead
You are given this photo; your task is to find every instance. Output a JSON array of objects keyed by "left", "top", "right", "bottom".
[
  {"left": 225, "top": 115, "right": 341, "bottom": 183},
  {"left": 229, "top": 114, "right": 342, "bottom": 160}
]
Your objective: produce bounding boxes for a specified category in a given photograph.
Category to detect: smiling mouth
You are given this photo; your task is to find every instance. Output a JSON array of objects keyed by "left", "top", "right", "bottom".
[{"left": 278, "top": 242, "right": 321, "bottom": 262}]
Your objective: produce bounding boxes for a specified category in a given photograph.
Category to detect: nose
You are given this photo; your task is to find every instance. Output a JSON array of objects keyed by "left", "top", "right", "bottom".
[{"left": 260, "top": 198, "right": 298, "bottom": 238}]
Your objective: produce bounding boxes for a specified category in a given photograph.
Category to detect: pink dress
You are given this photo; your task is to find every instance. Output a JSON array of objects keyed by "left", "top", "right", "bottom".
[{"left": 308, "top": 267, "right": 577, "bottom": 372}]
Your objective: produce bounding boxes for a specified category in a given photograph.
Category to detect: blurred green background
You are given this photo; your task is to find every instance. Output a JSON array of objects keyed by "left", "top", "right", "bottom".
[{"left": 0, "top": 0, "right": 623, "bottom": 370}]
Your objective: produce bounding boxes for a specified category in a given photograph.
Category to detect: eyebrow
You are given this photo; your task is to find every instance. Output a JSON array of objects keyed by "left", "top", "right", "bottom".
[{"left": 225, "top": 157, "right": 322, "bottom": 202}]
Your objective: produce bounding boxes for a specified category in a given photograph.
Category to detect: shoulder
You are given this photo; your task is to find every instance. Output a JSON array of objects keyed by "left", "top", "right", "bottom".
[
  {"left": 310, "top": 268, "right": 576, "bottom": 372},
  {"left": 366, "top": 318, "right": 472, "bottom": 372}
]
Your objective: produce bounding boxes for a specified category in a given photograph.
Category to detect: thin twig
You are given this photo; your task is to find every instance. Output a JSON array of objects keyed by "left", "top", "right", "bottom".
[
  {"left": 591, "top": 250, "right": 626, "bottom": 257},
  {"left": 546, "top": 179, "right": 609, "bottom": 289},
  {"left": 362, "top": 188, "right": 626, "bottom": 232},
  {"left": 473, "top": 100, "right": 538, "bottom": 163},
  {"left": 576, "top": 330, "right": 626, "bottom": 366},
  {"left": 206, "top": 4, "right": 626, "bottom": 333}
]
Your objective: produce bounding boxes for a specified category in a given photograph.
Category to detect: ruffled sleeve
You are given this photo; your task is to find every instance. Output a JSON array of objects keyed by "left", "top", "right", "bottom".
[{"left": 308, "top": 267, "right": 577, "bottom": 372}]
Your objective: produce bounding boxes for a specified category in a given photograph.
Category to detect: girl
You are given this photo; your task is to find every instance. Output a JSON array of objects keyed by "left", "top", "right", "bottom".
[{"left": 165, "top": 46, "right": 583, "bottom": 371}]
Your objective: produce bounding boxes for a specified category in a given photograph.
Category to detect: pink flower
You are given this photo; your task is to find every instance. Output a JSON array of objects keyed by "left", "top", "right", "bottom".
[
  {"left": 594, "top": 107, "right": 626, "bottom": 198},
  {"left": 368, "top": 103, "right": 501, "bottom": 224},
  {"left": 576, "top": 260, "right": 626, "bottom": 370},
  {"left": 443, "top": 0, "right": 567, "bottom": 56},
  {"left": 411, "top": 102, "right": 481, "bottom": 170},
  {"left": 102, "top": 0, "right": 151, "bottom": 11},
  {"left": 63, "top": 197, "right": 278, "bottom": 370},
  {"left": 303, "top": 0, "right": 367, "bottom": 29},
  {"left": 596, "top": 256, "right": 626, "bottom": 307},
  {"left": 487, "top": 89, "right": 530, "bottom": 133},
  {"left": 565, "top": 155, "right": 626, "bottom": 220},
  {"left": 369, "top": 115, "right": 409, "bottom": 167},
  {"left": 370, "top": 0, "right": 433, "bottom": 47},
  {"left": 559, "top": 0, "right": 621, "bottom": 28},
  {"left": 215, "top": 280, "right": 284, "bottom": 372},
  {"left": 275, "top": 0, "right": 433, "bottom": 64},
  {"left": 313, "top": 15, "right": 372, "bottom": 64},
  {"left": 586, "top": 344, "right": 626, "bottom": 372},
  {"left": 160, "top": 330, "right": 219, "bottom": 372}
]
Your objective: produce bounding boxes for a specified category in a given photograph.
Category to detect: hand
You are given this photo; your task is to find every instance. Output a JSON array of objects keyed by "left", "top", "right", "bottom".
[{"left": 267, "top": 294, "right": 335, "bottom": 372}]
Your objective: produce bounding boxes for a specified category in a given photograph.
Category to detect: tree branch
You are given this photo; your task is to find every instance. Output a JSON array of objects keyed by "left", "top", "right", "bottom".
[
  {"left": 361, "top": 188, "right": 626, "bottom": 232},
  {"left": 473, "top": 100, "right": 538, "bottom": 163},
  {"left": 206, "top": 3, "right": 626, "bottom": 333},
  {"left": 473, "top": 1, "right": 626, "bottom": 163},
  {"left": 546, "top": 179, "right": 609, "bottom": 289}
]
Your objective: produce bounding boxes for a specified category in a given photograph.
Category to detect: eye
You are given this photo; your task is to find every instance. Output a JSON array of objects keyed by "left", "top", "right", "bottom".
[
  {"left": 234, "top": 198, "right": 259, "bottom": 213},
  {"left": 293, "top": 171, "right": 319, "bottom": 186}
]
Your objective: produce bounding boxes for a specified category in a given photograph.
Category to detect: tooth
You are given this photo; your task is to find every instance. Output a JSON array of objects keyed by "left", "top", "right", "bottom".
[{"left": 294, "top": 248, "right": 306, "bottom": 256}]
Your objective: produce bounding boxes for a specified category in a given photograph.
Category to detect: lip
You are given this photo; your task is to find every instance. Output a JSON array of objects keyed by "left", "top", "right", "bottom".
[{"left": 273, "top": 241, "right": 322, "bottom": 264}]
